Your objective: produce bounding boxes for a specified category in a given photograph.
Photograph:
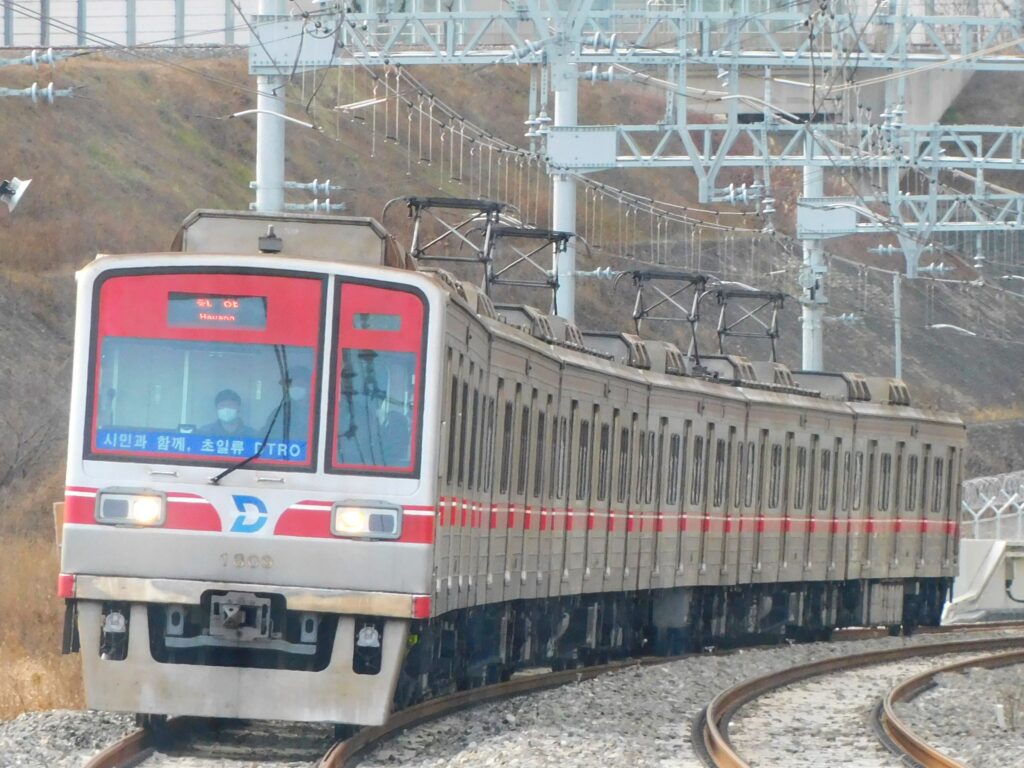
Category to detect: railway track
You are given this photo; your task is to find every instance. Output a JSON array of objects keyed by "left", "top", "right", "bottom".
[
  {"left": 81, "top": 655, "right": 676, "bottom": 768},
  {"left": 877, "top": 647, "right": 1024, "bottom": 768},
  {"left": 697, "top": 629, "right": 1024, "bottom": 768},
  {"left": 80, "top": 622, "right": 1024, "bottom": 768}
]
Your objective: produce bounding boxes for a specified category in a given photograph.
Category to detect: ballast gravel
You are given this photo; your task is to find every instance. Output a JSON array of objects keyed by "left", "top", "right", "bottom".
[{"left": 0, "top": 628, "right": 1019, "bottom": 768}]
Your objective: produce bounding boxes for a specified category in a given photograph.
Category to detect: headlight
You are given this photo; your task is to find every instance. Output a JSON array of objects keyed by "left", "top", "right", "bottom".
[
  {"left": 331, "top": 502, "right": 401, "bottom": 540},
  {"left": 96, "top": 490, "right": 166, "bottom": 527}
]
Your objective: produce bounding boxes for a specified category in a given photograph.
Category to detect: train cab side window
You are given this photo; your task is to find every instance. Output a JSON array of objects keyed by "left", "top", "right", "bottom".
[
  {"left": 768, "top": 443, "right": 782, "bottom": 509},
  {"left": 576, "top": 420, "right": 591, "bottom": 501},
  {"left": 879, "top": 453, "right": 892, "bottom": 511},
  {"left": 906, "top": 454, "right": 919, "bottom": 512},
  {"left": 499, "top": 400, "right": 514, "bottom": 493},
  {"left": 597, "top": 423, "right": 611, "bottom": 502}
]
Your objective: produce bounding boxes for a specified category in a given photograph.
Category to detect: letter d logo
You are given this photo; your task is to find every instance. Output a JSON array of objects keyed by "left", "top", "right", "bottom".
[{"left": 230, "top": 495, "right": 268, "bottom": 533}]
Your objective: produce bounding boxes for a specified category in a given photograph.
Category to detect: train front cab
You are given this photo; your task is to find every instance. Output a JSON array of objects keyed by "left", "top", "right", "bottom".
[{"left": 59, "top": 255, "right": 444, "bottom": 725}]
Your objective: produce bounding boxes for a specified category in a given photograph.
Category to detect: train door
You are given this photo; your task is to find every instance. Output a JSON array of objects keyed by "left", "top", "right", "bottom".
[
  {"left": 757, "top": 429, "right": 784, "bottom": 584},
  {"left": 844, "top": 432, "right": 867, "bottom": 580},
  {"left": 718, "top": 424, "right": 741, "bottom": 585},
  {"left": 800, "top": 434, "right": 820, "bottom": 577},
  {"left": 905, "top": 448, "right": 924, "bottom": 577},
  {"left": 561, "top": 398, "right": 593, "bottom": 595},
  {"left": 502, "top": 380, "right": 528, "bottom": 602},
  {"left": 651, "top": 414, "right": 675, "bottom": 590},
  {"left": 434, "top": 346, "right": 457, "bottom": 616},
  {"left": 440, "top": 348, "right": 468, "bottom": 612},
  {"left": 454, "top": 358, "right": 478, "bottom": 610},
  {"left": 735, "top": 427, "right": 758, "bottom": 585},
  {"left": 679, "top": 416, "right": 709, "bottom": 587},
  {"left": 749, "top": 428, "right": 769, "bottom": 584},
  {"left": 921, "top": 444, "right": 946, "bottom": 578},
  {"left": 583, "top": 409, "right": 612, "bottom": 594},
  {"left": 890, "top": 440, "right": 912, "bottom": 579},
  {"left": 623, "top": 411, "right": 644, "bottom": 591},
  {"left": 671, "top": 419, "right": 693, "bottom": 588},
  {"left": 777, "top": 431, "right": 800, "bottom": 583},
  {"left": 522, "top": 388, "right": 545, "bottom": 601},
  {"left": 481, "top": 374, "right": 505, "bottom": 605},
  {"left": 697, "top": 418, "right": 720, "bottom": 586},
  {"left": 867, "top": 438, "right": 892, "bottom": 581},
  {"left": 604, "top": 409, "right": 629, "bottom": 592},
  {"left": 542, "top": 394, "right": 570, "bottom": 598},
  {"left": 943, "top": 445, "right": 960, "bottom": 574}
]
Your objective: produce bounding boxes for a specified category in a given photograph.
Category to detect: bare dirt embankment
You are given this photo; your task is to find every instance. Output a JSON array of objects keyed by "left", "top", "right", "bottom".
[{"left": 0, "top": 53, "right": 1021, "bottom": 716}]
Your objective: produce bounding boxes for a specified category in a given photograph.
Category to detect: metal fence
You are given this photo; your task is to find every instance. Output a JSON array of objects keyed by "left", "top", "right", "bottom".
[{"left": 961, "top": 470, "right": 1024, "bottom": 540}]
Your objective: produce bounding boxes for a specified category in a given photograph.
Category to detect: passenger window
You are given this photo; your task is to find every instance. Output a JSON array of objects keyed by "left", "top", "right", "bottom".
[
  {"left": 597, "top": 424, "right": 611, "bottom": 502},
  {"left": 852, "top": 451, "right": 865, "bottom": 510},
  {"left": 617, "top": 427, "right": 630, "bottom": 504},
  {"left": 818, "top": 449, "right": 832, "bottom": 511},
  {"left": 713, "top": 438, "right": 726, "bottom": 507},
  {"left": 768, "top": 444, "right": 782, "bottom": 509},
  {"left": 499, "top": 401, "right": 513, "bottom": 493},
  {"left": 534, "top": 411, "right": 546, "bottom": 498},
  {"left": 906, "top": 455, "right": 919, "bottom": 511},
  {"left": 879, "top": 453, "right": 892, "bottom": 511},
  {"left": 666, "top": 434, "right": 681, "bottom": 506},
  {"left": 745, "top": 442, "right": 756, "bottom": 507},
  {"left": 445, "top": 374, "right": 458, "bottom": 485},
  {"left": 576, "top": 420, "right": 591, "bottom": 501},
  {"left": 516, "top": 404, "right": 531, "bottom": 496},
  {"left": 933, "top": 458, "right": 945, "bottom": 515},
  {"left": 690, "top": 435, "right": 705, "bottom": 506},
  {"left": 794, "top": 446, "right": 807, "bottom": 510}
]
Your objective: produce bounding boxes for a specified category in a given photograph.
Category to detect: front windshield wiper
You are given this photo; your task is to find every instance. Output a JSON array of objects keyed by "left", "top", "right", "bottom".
[{"left": 209, "top": 346, "right": 290, "bottom": 485}]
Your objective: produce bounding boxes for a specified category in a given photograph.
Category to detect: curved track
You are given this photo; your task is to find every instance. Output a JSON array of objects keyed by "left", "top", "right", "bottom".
[
  {"left": 877, "top": 647, "right": 1024, "bottom": 768},
  {"left": 698, "top": 631, "right": 1024, "bottom": 768}
]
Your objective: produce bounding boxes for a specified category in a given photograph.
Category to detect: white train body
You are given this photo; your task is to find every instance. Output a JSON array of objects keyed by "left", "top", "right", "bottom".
[{"left": 58, "top": 210, "right": 963, "bottom": 725}]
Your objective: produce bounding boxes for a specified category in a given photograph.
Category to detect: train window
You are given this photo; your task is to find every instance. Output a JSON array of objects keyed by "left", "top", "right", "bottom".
[
  {"left": 768, "top": 444, "right": 782, "bottom": 509},
  {"left": 666, "top": 435, "right": 681, "bottom": 506},
  {"left": 818, "top": 449, "right": 832, "bottom": 511},
  {"left": 617, "top": 427, "right": 631, "bottom": 504},
  {"left": 446, "top": 375, "right": 458, "bottom": 484},
  {"left": 484, "top": 397, "right": 496, "bottom": 492},
  {"left": 499, "top": 401, "right": 514, "bottom": 493},
  {"left": 560, "top": 417, "right": 572, "bottom": 500},
  {"left": 713, "top": 439, "right": 726, "bottom": 507},
  {"left": 944, "top": 448, "right": 956, "bottom": 514},
  {"left": 655, "top": 424, "right": 666, "bottom": 506},
  {"left": 920, "top": 446, "right": 932, "bottom": 516},
  {"left": 88, "top": 271, "right": 326, "bottom": 470},
  {"left": 638, "top": 432, "right": 649, "bottom": 505},
  {"left": 794, "top": 447, "right": 807, "bottom": 510},
  {"left": 467, "top": 387, "right": 480, "bottom": 490},
  {"left": 852, "top": 451, "right": 865, "bottom": 510},
  {"left": 517, "top": 403, "right": 531, "bottom": 496},
  {"left": 745, "top": 442, "right": 756, "bottom": 507},
  {"left": 597, "top": 424, "right": 611, "bottom": 501},
  {"left": 933, "top": 457, "right": 945, "bottom": 515},
  {"left": 690, "top": 436, "right": 705, "bottom": 507},
  {"left": 457, "top": 380, "right": 469, "bottom": 485},
  {"left": 576, "top": 420, "right": 591, "bottom": 501},
  {"left": 331, "top": 281, "right": 427, "bottom": 475},
  {"left": 534, "top": 411, "right": 547, "bottom": 498},
  {"left": 646, "top": 431, "right": 657, "bottom": 504},
  {"left": 879, "top": 454, "right": 892, "bottom": 511},
  {"left": 840, "top": 452, "right": 851, "bottom": 510},
  {"left": 906, "top": 455, "right": 919, "bottom": 511},
  {"left": 894, "top": 444, "right": 905, "bottom": 512}
]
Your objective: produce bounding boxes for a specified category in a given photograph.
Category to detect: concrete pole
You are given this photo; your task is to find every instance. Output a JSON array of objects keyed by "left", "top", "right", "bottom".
[
  {"left": 801, "top": 141, "right": 825, "bottom": 370},
  {"left": 893, "top": 272, "right": 902, "bottom": 379},
  {"left": 255, "top": 0, "right": 286, "bottom": 213},
  {"left": 552, "top": 63, "right": 578, "bottom": 322}
]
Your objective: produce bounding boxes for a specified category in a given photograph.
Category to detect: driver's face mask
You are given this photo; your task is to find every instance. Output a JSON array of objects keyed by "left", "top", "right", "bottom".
[{"left": 218, "top": 407, "right": 239, "bottom": 423}]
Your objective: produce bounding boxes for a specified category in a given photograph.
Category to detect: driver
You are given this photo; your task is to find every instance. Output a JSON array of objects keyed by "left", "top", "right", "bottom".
[{"left": 202, "top": 389, "right": 256, "bottom": 437}]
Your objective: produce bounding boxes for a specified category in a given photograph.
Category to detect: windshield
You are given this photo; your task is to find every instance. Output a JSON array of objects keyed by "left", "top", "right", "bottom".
[{"left": 87, "top": 271, "right": 325, "bottom": 469}]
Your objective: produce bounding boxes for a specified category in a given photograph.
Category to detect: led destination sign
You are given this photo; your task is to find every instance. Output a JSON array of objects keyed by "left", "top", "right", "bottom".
[{"left": 167, "top": 293, "right": 268, "bottom": 330}]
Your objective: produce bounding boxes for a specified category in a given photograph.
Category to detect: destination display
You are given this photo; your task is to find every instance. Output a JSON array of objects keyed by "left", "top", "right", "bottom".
[
  {"left": 167, "top": 293, "right": 268, "bottom": 330},
  {"left": 95, "top": 428, "right": 307, "bottom": 462}
]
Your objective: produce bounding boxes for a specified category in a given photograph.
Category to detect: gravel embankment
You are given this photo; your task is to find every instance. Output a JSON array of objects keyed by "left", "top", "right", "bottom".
[{"left": 1, "top": 628, "right": 1019, "bottom": 768}]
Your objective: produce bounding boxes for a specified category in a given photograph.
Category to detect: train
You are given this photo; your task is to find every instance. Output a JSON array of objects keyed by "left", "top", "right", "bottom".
[{"left": 57, "top": 207, "right": 964, "bottom": 725}]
